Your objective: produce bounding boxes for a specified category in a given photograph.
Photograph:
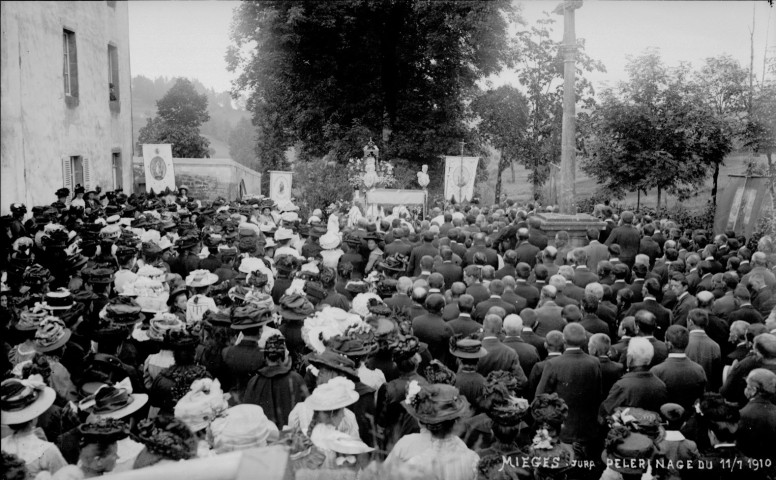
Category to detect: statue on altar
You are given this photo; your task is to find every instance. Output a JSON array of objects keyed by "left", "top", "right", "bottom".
[{"left": 417, "top": 164, "right": 430, "bottom": 189}]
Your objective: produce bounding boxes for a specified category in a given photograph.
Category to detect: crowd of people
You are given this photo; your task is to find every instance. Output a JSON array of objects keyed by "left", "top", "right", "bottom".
[{"left": 1, "top": 184, "right": 775, "bottom": 480}]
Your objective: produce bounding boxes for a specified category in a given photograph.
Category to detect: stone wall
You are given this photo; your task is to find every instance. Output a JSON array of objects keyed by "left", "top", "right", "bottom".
[
  {"left": 1, "top": 1, "right": 133, "bottom": 213},
  {"left": 133, "top": 157, "right": 261, "bottom": 202}
]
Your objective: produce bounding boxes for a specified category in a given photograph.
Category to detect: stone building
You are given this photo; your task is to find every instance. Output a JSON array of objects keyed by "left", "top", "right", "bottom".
[{"left": 1, "top": 1, "right": 133, "bottom": 213}]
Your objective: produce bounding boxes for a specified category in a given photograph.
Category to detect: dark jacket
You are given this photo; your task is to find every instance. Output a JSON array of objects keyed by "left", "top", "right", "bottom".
[
  {"left": 598, "top": 356, "right": 624, "bottom": 397},
  {"left": 604, "top": 224, "right": 641, "bottom": 266},
  {"left": 477, "top": 337, "right": 528, "bottom": 393},
  {"left": 650, "top": 354, "right": 707, "bottom": 412},
  {"left": 737, "top": 396, "right": 776, "bottom": 461},
  {"left": 219, "top": 340, "right": 265, "bottom": 401},
  {"left": 242, "top": 362, "right": 308, "bottom": 428},
  {"left": 533, "top": 301, "right": 565, "bottom": 337},
  {"left": 515, "top": 241, "right": 541, "bottom": 267},
  {"left": 434, "top": 261, "right": 463, "bottom": 290},
  {"left": 536, "top": 348, "right": 602, "bottom": 443},
  {"left": 473, "top": 296, "right": 517, "bottom": 322},
  {"left": 626, "top": 298, "right": 673, "bottom": 341},
  {"left": 412, "top": 313, "right": 454, "bottom": 368},
  {"left": 447, "top": 314, "right": 482, "bottom": 337},
  {"left": 503, "top": 335, "right": 540, "bottom": 379},
  {"left": 521, "top": 329, "right": 547, "bottom": 360},
  {"left": 600, "top": 368, "right": 668, "bottom": 416}
]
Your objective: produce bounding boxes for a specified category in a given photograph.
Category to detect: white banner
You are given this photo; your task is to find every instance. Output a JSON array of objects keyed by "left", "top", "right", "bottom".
[
  {"left": 444, "top": 156, "right": 479, "bottom": 202},
  {"left": 142, "top": 144, "right": 175, "bottom": 194},
  {"left": 269, "top": 171, "right": 293, "bottom": 203}
]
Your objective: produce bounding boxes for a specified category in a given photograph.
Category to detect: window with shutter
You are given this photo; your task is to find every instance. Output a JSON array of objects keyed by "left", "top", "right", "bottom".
[
  {"left": 83, "top": 157, "right": 91, "bottom": 191},
  {"left": 63, "top": 29, "right": 78, "bottom": 105},
  {"left": 62, "top": 157, "right": 73, "bottom": 204}
]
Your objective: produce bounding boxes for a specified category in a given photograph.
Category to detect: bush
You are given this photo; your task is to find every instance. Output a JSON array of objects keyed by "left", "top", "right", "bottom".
[{"left": 292, "top": 158, "right": 353, "bottom": 219}]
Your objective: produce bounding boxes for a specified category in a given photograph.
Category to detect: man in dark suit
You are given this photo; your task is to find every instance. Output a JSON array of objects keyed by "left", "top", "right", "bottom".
[
  {"left": 383, "top": 276, "right": 413, "bottom": 312},
  {"left": 625, "top": 278, "right": 672, "bottom": 340},
  {"left": 442, "top": 282, "right": 466, "bottom": 320},
  {"left": 638, "top": 223, "right": 661, "bottom": 267},
  {"left": 447, "top": 294, "right": 482, "bottom": 337},
  {"left": 477, "top": 315, "right": 528, "bottom": 394},
  {"left": 695, "top": 290, "right": 735, "bottom": 358},
  {"left": 519, "top": 309, "right": 548, "bottom": 359},
  {"left": 609, "top": 317, "right": 636, "bottom": 364},
  {"left": 726, "top": 320, "right": 751, "bottom": 365},
  {"left": 527, "top": 216, "right": 548, "bottom": 250},
  {"left": 383, "top": 228, "right": 413, "bottom": 257},
  {"left": 549, "top": 274, "right": 579, "bottom": 308},
  {"left": 585, "top": 228, "right": 610, "bottom": 271},
  {"left": 571, "top": 248, "right": 599, "bottom": 288},
  {"left": 604, "top": 210, "right": 641, "bottom": 268},
  {"left": 600, "top": 336, "right": 668, "bottom": 416},
  {"left": 433, "top": 247, "right": 462, "bottom": 290},
  {"left": 527, "top": 330, "right": 563, "bottom": 399},
  {"left": 534, "top": 285, "right": 566, "bottom": 337},
  {"left": 501, "top": 277, "right": 528, "bottom": 313},
  {"left": 558, "top": 266, "right": 586, "bottom": 303},
  {"left": 464, "top": 233, "right": 499, "bottom": 269},
  {"left": 412, "top": 293, "right": 454, "bottom": 368},
  {"left": 737, "top": 368, "right": 776, "bottom": 462},
  {"left": 503, "top": 314, "right": 540, "bottom": 379},
  {"left": 696, "top": 260, "right": 714, "bottom": 294},
  {"left": 536, "top": 323, "right": 602, "bottom": 456},
  {"left": 610, "top": 263, "right": 630, "bottom": 298},
  {"left": 626, "top": 310, "right": 668, "bottom": 368},
  {"left": 514, "top": 263, "right": 540, "bottom": 309},
  {"left": 589, "top": 332, "right": 623, "bottom": 397},
  {"left": 473, "top": 279, "right": 517, "bottom": 322},
  {"left": 515, "top": 228, "right": 541, "bottom": 268},
  {"left": 712, "top": 272, "right": 740, "bottom": 320},
  {"left": 685, "top": 308, "right": 723, "bottom": 391},
  {"left": 463, "top": 265, "right": 490, "bottom": 305},
  {"left": 495, "top": 250, "right": 518, "bottom": 280},
  {"left": 408, "top": 230, "right": 439, "bottom": 276},
  {"left": 670, "top": 272, "right": 697, "bottom": 327},
  {"left": 580, "top": 295, "right": 610, "bottom": 336},
  {"left": 750, "top": 273, "right": 776, "bottom": 317},
  {"left": 650, "top": 325, "right": 707, "bottom": 412},
  {"left": 727, "top": 286, "right": 763, "bottom": 324}
]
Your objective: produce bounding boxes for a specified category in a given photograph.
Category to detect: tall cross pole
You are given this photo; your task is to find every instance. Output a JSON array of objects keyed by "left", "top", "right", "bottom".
[{"left": 554, "top": 0, "right": 582, "bottom": 214}]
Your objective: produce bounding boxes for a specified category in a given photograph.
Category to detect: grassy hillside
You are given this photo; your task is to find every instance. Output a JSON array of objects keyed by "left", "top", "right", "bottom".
[{"left": 478, "top": 151, "right": 767, "bottom": 212}]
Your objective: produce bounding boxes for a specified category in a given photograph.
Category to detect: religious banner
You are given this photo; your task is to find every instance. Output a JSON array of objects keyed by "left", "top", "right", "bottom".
[
  {"left": 713, "top": 175, "right": 772, "bottom": 239},
  {"left": 142, "top": 144, "right": 175, "bottom": 194},
  {"left": 444, "top": 156, "right": 479, "bottom": 202},
  {"left": 269, "top": 171, "right": 293, "bottom": 204}
]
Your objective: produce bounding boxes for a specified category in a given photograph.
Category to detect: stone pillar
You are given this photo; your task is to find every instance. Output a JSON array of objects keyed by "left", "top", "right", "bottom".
[
  {"left": 535, "top": 212, "right": 605, "bottom": 249},
  {"left": 554, "top": 1, "right": 582, "bottom": 214}
]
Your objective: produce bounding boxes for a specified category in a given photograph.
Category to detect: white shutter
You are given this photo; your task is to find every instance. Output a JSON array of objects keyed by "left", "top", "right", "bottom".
[
  {"left": 83, "top": 157, "right": 92, "bottom": 191},
  {"left": 62, "top": 156, "right": 73, "bottom": 205}
]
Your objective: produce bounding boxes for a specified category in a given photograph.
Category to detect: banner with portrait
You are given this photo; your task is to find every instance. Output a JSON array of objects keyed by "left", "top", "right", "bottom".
[
  {"left": 269, "top": 171, "right": 293, "bottom": 203},
  {"left": 444, "top": 156, "right": 479, "bottom": 202},
  {"left": 713, "top": 175, "right": 772, "bottom": 239},
  {"left": 141, "top": 144, "right": 175, "bottom": 194}
]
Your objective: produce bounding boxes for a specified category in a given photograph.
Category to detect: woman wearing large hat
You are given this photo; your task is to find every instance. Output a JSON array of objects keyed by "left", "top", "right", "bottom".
[
  {"left": 148, "top": 329, "right": 210, "bottom": 415},
  {"left": 1, "top": 376, "right": 68, "bottom": 478},
  {"left": 132, "top": 415, "right": 198, "bottom": 469},
  {"left": 385, "top": 382, "right": 478, "bottom": 480},
  {"left": 210, "top": 403, "right": 280, "bottom": 454},
  {"left": 31, "top": 316, "right": 79, "bottom": 403},
  {"left": 288, "top": 376, "right": 361, "bottom": 440},
  {"left": 184, "top": 269, "right": 219, "bottom": 325}
]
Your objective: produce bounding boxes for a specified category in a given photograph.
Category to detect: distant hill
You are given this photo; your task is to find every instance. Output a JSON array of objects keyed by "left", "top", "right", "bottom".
[{"left": 131, "top": 75, "right": 250, "bottom": 160}]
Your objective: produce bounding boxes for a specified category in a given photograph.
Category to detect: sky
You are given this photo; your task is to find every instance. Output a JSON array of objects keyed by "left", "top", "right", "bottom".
[{"left": 128, "top": 1, "right": 775, "bottom": 94}]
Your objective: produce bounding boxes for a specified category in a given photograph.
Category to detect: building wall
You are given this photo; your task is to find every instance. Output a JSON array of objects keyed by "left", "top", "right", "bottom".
[
  {"left": 132, "top": 157, "right": 262, "bottom": 202},
  {"left": 0, "top": 1, "right": 133, "bottom": 214}
]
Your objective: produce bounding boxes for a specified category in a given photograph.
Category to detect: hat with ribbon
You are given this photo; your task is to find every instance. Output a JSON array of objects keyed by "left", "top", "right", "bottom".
[
  {"left": 449, "top": 335, "right": 488, "bottom": 359},
  {"left": 83, "top": 267, "right": 115, "bottom": 285},
  {"left": 174, "top": 378, "right": 229, "bottom": 433},
  {"left": 176, "top": 235, "right": 199, "bottom": 251},
  {"left": 33, "top": 316, "right": 72, "bottom": 353},
  {"left": 99, "top": 224, "right": 121, "bottom": 242},
  {"left": 210, "top": 404, "right": 279, "bottom": 454},
  {"left": 15, "top": 307, "right": 48, "bottom": 332},
  {"left": 403, "top": 382, "right": 470, "bottom": 425},
  {"left": 310, "top": 424, "right": 374, "bottom": 457},
  {"left": 134, "top": 415, "right": 197, "bottom": 460},
  {"left": 306, "top": 350, "right": 358, "bottom": 379},
  {"left": 23, "top": 264, "right": 55, "bottom": 287},
  {"left": 390, "top": 335, "right": 420, "bottom": 363},
  {"left": 278, "top": 294, "right": 315, "bottom": 321},
  {"left": 377, "top": 254, "right": 409, "bottom": 273},
  {"left": 480, "top": 380, "right": 530, "bottom": 426},
  {"left": 40, "top": 289, "right": 75, "bottom": 311},
  {"left": 319, "top": 231, "right": 341, "bottom": 250},
  {"left": 78, "top": 377, "right": 149, "bottom": 420},
  {"left": 602, "top": 426, "right": 657, "bottom": 475},
  {"left": 274, "top": 227, "right": 294, "bottom": 242},
  {"left": 306, "top": 377, "right": 359, "bottom": 411},
  {"left": 326, "top": 335, "right": 373, "bottom": 357},
  {"left": 0, "top": 375, "right": 56, "bottom": 425},
  {"left": 230, "top": 304, "right": 274, "bottom": 330},
  {"left": 78, "top": 418, "right": 130, "bottom": 444},
  {"left": 185, "top": 269, "right": 219, "bottom": 288},
  {"left": 423, "top": 359, "right": 457, "bottom": 386},
  {"left": 202, "top": 309, "right": 232, "bottom": 330},
  {"left": 147, "top": 313, "right": 186, "bottom": 342}
]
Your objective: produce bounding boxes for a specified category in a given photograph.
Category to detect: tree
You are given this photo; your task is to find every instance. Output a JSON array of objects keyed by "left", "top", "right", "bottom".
[
  {"left": 743, "top": 81, "right": 776, "bottom": 204},
  {"left": 226, "top": 0, "right": 519, "bottom": 181},
  {"left": 138, "top": 78, "right": 211, "bottom": 158},
  {"left": 511, "top": 13, "right": 605, "bottom": 200},
  {"left": 228, "top": 117, "right": 259, "bottom": 169},
  {"left": 471, "top": 85, "right": 529, "bottom": 203},
  {"left": 692, "top": 55, "right": 749, "bottom": 205},
  {"left": 581, "top": 50, "right": 731, "bottom": 208}
]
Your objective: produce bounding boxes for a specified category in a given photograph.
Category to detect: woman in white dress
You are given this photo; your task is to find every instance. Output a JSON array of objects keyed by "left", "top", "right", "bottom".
[
  {"left": 1, "top": 375, "right": 68, "bottom": 479},
  {"left": 287, "top": 376, "right": 360, "bottom": 440},
  {"left": 385, "top": 381, "right": 479, "bottom": 480}
]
